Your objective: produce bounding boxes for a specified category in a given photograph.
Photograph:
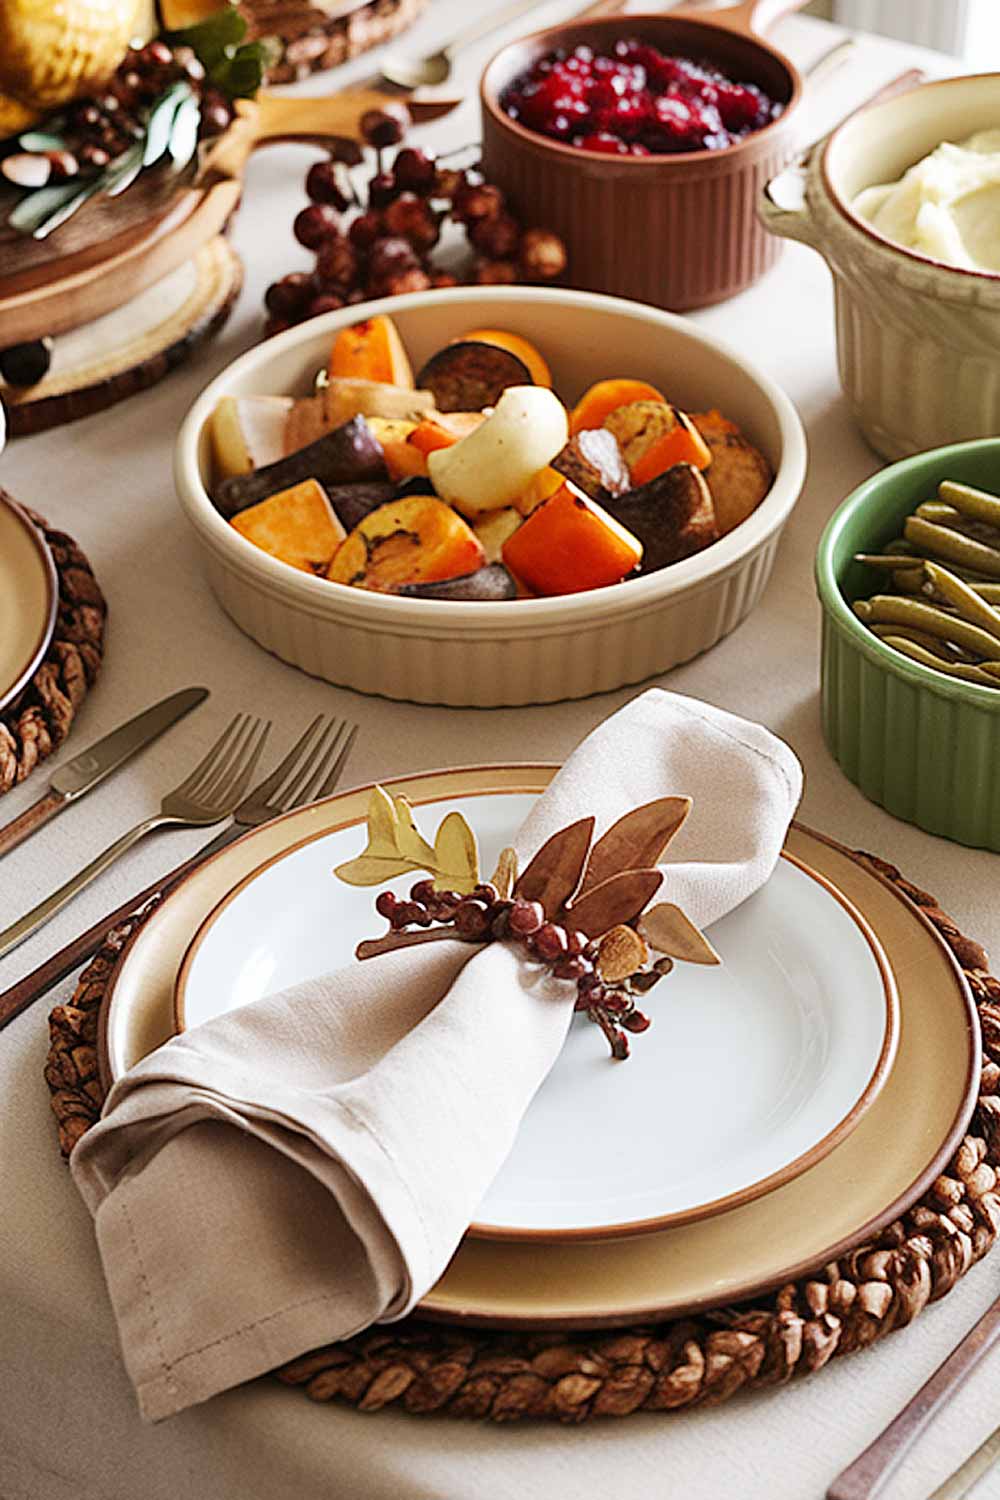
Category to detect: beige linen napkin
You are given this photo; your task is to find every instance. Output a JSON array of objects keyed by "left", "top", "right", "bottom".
[{"left": 71, "top": 688, "right": 801, "bottom": 1422}]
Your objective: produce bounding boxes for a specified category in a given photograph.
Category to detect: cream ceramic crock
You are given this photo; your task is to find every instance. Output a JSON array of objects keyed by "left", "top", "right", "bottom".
[{"left": 760, "top": 74, "right": 1000, "bottom": 461}]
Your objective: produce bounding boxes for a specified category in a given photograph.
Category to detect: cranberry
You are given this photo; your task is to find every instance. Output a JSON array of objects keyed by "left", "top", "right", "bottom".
[
  {"left": 368, "top": 171, "right": 398, "bottom": 208},
  {"left": 455, "top": 899, "right": 492, "bottom": 939},
  {"left": 293, "top": 203, "right": 341, "bottom": 250},
  {"left": 509, "top": 900, "right": 545, "bottom": 937},
  {"left": 533, "top": 923, "right": 568, "bottom": 961},
  {"left": 306, "top": 159, "right": 350, "bottom": 210},
  {"left": 375, "top": 891, "right": 397, "bottom": 918},
  {"left": 577, "top": 132, "right": 630, "bottom": 154},
  {"left": 392, "top": 147, "right": 436, "bottom": 193},
  {"left": 264, "top": 272, "right": 312, "bottom": 319},
  {"left": 349, "top": 211, "right": 382, "bottom": 250},
  {"left": 410, "top": 879, "right": 437, "bottom": 904}
]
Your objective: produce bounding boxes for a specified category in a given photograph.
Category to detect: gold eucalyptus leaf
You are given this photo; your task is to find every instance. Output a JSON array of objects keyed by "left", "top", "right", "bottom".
[
  {"left": 432, "top": 810, "right": 480, "bottom": 893},
  {"left": 393, "top": 796, "right": 437, "bottom": 867},
  {"left": 333, "top": 853, "right": 416, "bottom": 887},
  {"left": 638, "top": 903, "right": 721, "bottom": 966},
  {"left": 491, "top": 846, "right": 518, "bottom": 899},
  {"left": 367, "top": 785, "right": 402, "bottom": 855}
]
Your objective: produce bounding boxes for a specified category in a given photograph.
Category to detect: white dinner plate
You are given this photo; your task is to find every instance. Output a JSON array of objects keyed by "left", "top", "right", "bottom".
[
  {"left": 174, "top": 782, "right": 898, "bottom": 1241},
  {"left": 0, "top": 493, "right": 57, "bottom": 714}
]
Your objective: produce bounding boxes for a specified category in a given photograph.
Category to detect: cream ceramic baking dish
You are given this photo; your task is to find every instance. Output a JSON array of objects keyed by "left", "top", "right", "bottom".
[
  {"left": 761, "top": 74, "right": 1000, "bottom": 462},
  {"left": 174, "top": 287, "right": 806, "bottom": 707}
]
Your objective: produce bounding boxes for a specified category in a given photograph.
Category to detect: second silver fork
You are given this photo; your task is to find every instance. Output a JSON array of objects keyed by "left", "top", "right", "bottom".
[{"left": 0, "top": 713, "right": 270, "bottom": 962}]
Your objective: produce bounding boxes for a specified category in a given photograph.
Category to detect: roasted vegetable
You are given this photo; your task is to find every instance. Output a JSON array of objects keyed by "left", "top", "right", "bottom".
[
  {"left": 604, "top": 402, "right": 711, "bottom": 484},
  {"left": 473, "top": 507, "right": 522, "bottom": 563},
  {"left": 230, "top": 479, "right": 346, "bottom": 576},
  {"left": 397, "top": 564, "right": 518, "bottom": 601},
  {"left": 416, "top": 341, "right": 533, "bottom": 412},
  {"left": 690, "top": 409, "right": 772, "bottom": 535},
  {"left": 428, "top": 387, "right": 569, "bottom": 516},
  {"left": 325, "top": 481, "right": 399, "bottom": 532},
  {"left": 514, "top": 465, "right": 564, "bottom": 516},
  {"left": 365, "top": 417, "right": 425, "bottom": 480},
  {"left": 215, "top": 415, "right": 388, "bottom": 519},
  {"left": 568, "top": 379, "right": 666, "bottom": 436},
  {"left": 328, "top": 315, "right": 414, "bottom": 387},
  {"left": 552, "top": 428, "right": 631, "bottom": 501},
  {"left": 502, "top": 480, "right": 643, "bottom": 595},
  {"left": 603, "top": 464, "right": 718, "bottom": 572},
  {"left": 328, "top": 495, "right": 485, "bottom": 591},
  {"left": 284, "top": 381, "right": 435, "bottom": 452},
  {"left": 455, "top": 330, "right": 552, "bottom": 388},
  {"left": 209, "top": 396, "right": 292, "bottom": 482}
]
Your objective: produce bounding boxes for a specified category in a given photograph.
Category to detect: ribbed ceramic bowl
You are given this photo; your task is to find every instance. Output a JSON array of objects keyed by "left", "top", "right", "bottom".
[
  {"left": 817, "top": 438, "right": 1000, "bottom": 851},
  {"left": 175, "top": 286, "right": 806, "bottom": 707},
  {"left": 761, "top": 74, "right": 1000, "bottom": 461},
  {"left": 480, "top": 1, "right": 802, "bottom": 312}
]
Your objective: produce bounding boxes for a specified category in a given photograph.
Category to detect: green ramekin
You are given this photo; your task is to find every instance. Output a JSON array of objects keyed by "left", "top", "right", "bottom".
[{"left": 816, "top": 439, "right": 1000, "bottom": 852}]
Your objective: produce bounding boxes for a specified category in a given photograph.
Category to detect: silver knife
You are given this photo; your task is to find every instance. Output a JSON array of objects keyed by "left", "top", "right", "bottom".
[{"left": 0, "top": 687, "right": 209, "bottom": 860}]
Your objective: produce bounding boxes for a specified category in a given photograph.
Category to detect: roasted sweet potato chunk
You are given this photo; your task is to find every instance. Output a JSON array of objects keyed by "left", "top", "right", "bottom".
[
  {"left": 552, "top": 428, "right": 631, "bottom": 501},
  {"left": 690, "top": 409, "right": 773, "bottom": 536},
  {"left": 415, "top": 341, "right": 532, "bottom": 412},
  {"left": 214, "top": 416, "right": 388, "bottom": 519},
  {"left": 328, "top": 495, "right": 485, "bottom": 592},
  {"left": 231, "top": 479, "right": 346, "bottom": 575},
  {"left": 603, "top": 464, "right": 718, "bottom": 573}
]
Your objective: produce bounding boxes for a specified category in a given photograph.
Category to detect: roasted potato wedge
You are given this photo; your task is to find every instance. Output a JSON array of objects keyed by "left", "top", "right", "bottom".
[
  {"left": 552, "top": 428, "right": 631, "bottom": 501},
  {"left": 284, "top": 381, "right": 435, "bottom": 452},
  {"left": 690, "top": 409, "right": 773, "bottom": 535}
]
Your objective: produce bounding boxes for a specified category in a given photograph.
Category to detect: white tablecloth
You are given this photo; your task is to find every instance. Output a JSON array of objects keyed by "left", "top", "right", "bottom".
[{"left": 2, "top": 7, "right": 999, "bottom": 1498}]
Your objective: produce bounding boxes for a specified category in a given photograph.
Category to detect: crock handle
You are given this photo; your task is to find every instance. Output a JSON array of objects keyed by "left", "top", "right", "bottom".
[
  {"left": 758, "top": 157, "right": 819, "bottom": 248},
  {"left": 673, "top": 0, "right": 810, "bottom": 37}
]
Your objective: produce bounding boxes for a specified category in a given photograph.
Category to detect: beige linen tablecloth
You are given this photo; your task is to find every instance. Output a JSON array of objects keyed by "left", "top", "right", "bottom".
[{"left": 2, "top": 9, "right": 999, "bottom": 1499}]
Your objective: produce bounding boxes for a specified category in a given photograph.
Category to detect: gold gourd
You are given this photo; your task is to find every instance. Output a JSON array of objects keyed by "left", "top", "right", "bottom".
[{"left": 0, "top": 0, "right": 145, "bottom": 112}]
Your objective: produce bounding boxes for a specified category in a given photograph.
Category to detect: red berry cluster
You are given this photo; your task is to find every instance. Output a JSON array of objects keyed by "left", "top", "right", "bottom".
[
  {"left": 376, "top": 880, "right": 663, "bottom": 1060},
  {"left": 263, "top": 105, "right": 568, "bottom": 337},
  {"left": 501, "top": 38, "right": 779, "bottom": 155}
]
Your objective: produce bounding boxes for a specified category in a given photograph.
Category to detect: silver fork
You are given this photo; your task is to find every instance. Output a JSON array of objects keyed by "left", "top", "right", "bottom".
[
  {"left": 0, "top": 714, "right": 270, "bottom": 961},
  {"left": 0, "top": 716, "right": 358, "bottom": 1031}
]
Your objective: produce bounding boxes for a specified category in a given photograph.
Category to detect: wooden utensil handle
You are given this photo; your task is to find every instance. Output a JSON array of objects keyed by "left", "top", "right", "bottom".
[
  {"left": 827, "top": 1297, "right": 1000, "bottom": 1500},
  {"left": 0, "top": 791, "right": 63, "bottom": 860},
  {"left": 675, "top": 0, "right": 809, "bottom": 37},
  {"left": 251, "top": 89, "right": 463, "bottom": 148}
]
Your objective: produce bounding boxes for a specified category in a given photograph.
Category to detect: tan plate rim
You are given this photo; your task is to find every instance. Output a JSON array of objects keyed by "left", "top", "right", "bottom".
[
  {"left": 0, "top": 494, "right": 58, "bottom": 715},
  {"left": 97, "top": 767, "right": 980, "bottom": 1329},
  {"left": 171, "top": 779, "right": 901, "bottom": 1243}
]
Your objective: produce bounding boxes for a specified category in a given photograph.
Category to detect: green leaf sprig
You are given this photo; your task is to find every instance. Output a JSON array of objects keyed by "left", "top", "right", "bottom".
[{"left": 165, "top": 5, "right": 276, "bottom": 100}]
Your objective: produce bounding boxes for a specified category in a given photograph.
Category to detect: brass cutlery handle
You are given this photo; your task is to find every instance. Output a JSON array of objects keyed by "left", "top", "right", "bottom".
[{"left": 827, "top": 1297, "right": 1000, "bottom": 1500}]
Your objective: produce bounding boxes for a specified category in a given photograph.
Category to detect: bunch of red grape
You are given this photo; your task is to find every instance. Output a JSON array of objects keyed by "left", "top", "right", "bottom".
[
  {"left": 375, "top": 879, "right": 669, "bottom": 1061},
  {"left": 263, "top": 103, "right": 568, "bottom": 336}
]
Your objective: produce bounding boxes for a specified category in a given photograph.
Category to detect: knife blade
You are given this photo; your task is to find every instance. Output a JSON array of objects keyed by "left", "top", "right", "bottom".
[{"left": 0, "top": 687, "right": 209, "bottom": 861}]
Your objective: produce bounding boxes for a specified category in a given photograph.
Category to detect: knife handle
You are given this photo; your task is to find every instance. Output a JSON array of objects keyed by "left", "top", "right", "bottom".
[
  {"left": 0, "top": 790, "right": 64, "bottom": 860},
  {"left": 0, "top": 833, "right": 231, "bottom": 1033}
]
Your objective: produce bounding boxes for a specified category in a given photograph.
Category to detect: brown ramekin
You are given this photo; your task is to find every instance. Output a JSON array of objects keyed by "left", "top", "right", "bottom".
[{"left": 480, "top": 1, "right": 803, "bottom": 311}]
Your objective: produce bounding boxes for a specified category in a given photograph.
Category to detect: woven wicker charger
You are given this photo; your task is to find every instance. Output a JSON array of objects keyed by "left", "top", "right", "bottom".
[
  {"left": 0, "top": 500, "right": 106, "bottom": 795},
  {"left": 45, "top": 841, "right": 1000, "bottom": 1421}
]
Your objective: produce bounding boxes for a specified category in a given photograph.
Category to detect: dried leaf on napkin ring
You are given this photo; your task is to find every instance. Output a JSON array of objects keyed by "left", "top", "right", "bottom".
[{"left": 335, "top": 788, "right": 719, "bottom": 1060}]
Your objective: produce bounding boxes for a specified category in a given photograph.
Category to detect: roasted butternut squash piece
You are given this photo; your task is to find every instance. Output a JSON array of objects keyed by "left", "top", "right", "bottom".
[
  {"left": 502, "top": 481, "right": 642, "bottom": 595},
  {"left": 231, "top": 479, "right": 346, "bottom": 576},
  {"left": 568, "top": 378, "right": 667, "bottom": 436},
  {"left": 328, "top": 495, "right": 485, "bottom": 592},
  {"left": 328, "top": 315, "right": 414, "bottom": 387},
  {"left": 628, "top": 409, "right": 711, "bottom": 486}
]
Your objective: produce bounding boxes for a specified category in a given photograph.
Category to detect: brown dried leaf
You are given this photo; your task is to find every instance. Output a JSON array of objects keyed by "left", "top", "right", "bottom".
[
  {"left": 639, "top": 903, "right": 721, "bottom": 965},
  {"left": 566, "top": 869, "right": 662, "bottom": 938},
  {"left": 514, "top": 817, "right": 595, "bottom": 919},
  {"left": 596, "top": 925, "right": 649, "bottom": 983},
  {"left": 580, "top": 797, "right": 692, "bottom": 894}
]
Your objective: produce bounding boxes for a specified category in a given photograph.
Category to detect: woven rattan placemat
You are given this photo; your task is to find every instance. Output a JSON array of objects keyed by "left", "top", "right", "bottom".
[
  {"left": 1, "top": 502, "right": 106, "bottom": 794},
  {"left": 45, "top": 851, "right": 1000, "bottom": 1421}
]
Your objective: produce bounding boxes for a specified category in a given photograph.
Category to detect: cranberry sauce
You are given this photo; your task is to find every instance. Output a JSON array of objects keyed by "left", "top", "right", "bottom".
[{"left": 500, "top": 39, "right": 780, "bottom": 155}]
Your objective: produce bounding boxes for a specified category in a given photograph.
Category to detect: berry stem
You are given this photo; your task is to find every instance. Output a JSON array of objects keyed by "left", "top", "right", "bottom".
[{"left": 356, "top": 927, "right": 485, "bottom": 961}]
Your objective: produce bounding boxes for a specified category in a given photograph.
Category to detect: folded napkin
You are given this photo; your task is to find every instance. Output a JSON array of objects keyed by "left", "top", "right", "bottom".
[{"left": 72, "top": 689, "right": 801, "bottom": 1421}]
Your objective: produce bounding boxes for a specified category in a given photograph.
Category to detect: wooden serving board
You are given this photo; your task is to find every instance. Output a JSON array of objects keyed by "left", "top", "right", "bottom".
[
  {"left": 1, "top": 236, "right": 241, "bottom": 435},
  {"left": 0, "top": 87, "right": 460, "bottom": 347}
]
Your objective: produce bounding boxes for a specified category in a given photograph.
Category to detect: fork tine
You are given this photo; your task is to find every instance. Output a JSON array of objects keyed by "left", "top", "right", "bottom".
[
  {"left": 195, "top": 715, "right": 259, "bottom": 803},
  {"left": 293, "top": 721, "right": 358, "bottom": 809},
  {"left": 173, "top": 714, "right": 244, "bottom": 799},
  {"left": 206, "top": 719, "right": 271, "bottom": 810},
  {"left": 278, "top": 719, "right": 339, "bottom": 809},
  {"left": 245, "top": 714, "right": 324, "bottom": 807}
]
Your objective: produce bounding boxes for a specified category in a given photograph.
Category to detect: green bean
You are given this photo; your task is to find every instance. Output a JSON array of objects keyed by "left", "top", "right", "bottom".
[
  {"left": 864, "top": 595, "right": 1000, "bottom": 659},
  {"left": 922, "top": 560, "right": 1000, "bottom": 642},
  {"left": 903, "top": 516, "right": 1000, "bottom": 579},
  {"left": 889, "top": 569, "right": 928, "bottom": 594},
  {"left": 970, "top": 582, "right": 1000, "bottom": 603},
  {"left": 916, "top": 501, "right": 963, "bottom": 525},
  {"left": 981, "top": 662, "right": 1000, "bottom": 682},
  {"left": 885, "top": 539, "right": 917, "bottom": 556},
  {"left": 939, "top": 480, "right": 1000, "bottom": 528},
  {"left": 880, "top": 636, "right": 1000, "bottom": 686},
  {"left": 853, "top": 552, "right": 923, "bottom": 570},
  {"left": 871, "top": 624, "right": 968, "bottom": 659},
  {"left": 853, "top": 600, "right": 874, "bottom": 620}
]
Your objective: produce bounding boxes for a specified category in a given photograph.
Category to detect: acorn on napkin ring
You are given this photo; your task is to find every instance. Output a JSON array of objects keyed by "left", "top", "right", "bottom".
[{"left": 336, "top": 787, "right": 721, "bottom": 1060}]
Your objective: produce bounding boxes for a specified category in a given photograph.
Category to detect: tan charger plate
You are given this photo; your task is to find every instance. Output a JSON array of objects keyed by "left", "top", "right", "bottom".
[
  {"left": 0, "top": 494, "right": 57, "bottom": 715},
  {"left": 99, "top": 766, "right": 979, "bottom": 1329}
]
